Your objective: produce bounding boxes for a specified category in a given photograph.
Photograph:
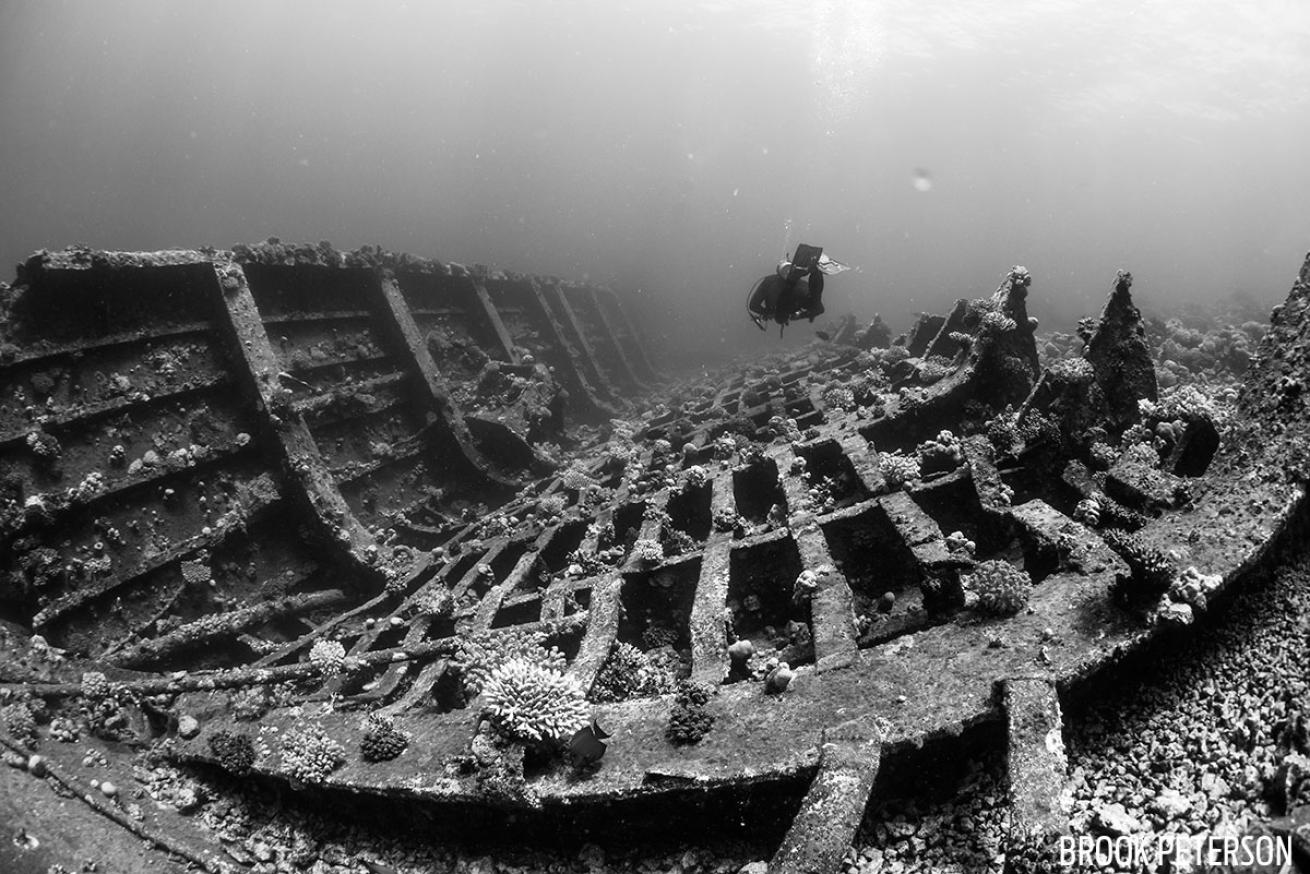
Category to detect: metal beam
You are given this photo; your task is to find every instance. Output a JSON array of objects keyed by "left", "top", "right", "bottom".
[
  {"left": 769, "top": 720, "right": 883, "bottom": 874},
  {"left": 372, "top": 270, "right": 526, "bottom": 487},
  {"left": 540, "top": 279, "right": 615, "bottom": 398},
  {"left": 206, "top": 260, "right": 384, "bottom": 589},
  {"left": 584, "top": 284, "right": 645, "bottom": 388}
]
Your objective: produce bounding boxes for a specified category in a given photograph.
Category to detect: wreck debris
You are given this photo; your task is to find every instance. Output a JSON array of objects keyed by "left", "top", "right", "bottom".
[{"left": 2, "top": 244, "right": 1308, "bottom": 873}]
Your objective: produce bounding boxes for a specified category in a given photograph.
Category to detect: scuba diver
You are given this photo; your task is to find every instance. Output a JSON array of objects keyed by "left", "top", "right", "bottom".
[{"left": 746, "top": 243, "right": 847, "bottom": 336}]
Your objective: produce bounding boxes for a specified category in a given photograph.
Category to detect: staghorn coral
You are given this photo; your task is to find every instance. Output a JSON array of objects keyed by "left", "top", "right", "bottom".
[
  {"left": 482, "top": 657, "right": 591, "bottom": 744},
  {"left": 963, "top": 560, "right": 1032, "bottom": 616}
]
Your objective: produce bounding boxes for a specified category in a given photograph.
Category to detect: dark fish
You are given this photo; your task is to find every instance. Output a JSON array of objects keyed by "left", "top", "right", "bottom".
[
  {"left": 569, "top": 718, "right": 610, "bottom": 764},
  {"left": 815, "top": 331, "right": 831, "bottom": 341}
]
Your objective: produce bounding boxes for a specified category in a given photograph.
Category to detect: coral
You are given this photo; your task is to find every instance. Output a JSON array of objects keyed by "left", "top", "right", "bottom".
[
  {"left": 81, "top": 671, "right": 111, "bottom": 700},
  {"left": 964, "top": 560, "right": 1032, "bottom": 616},
  {"left": 712, "top": 506, "right": 741, "bottom": 533},
  {"left": 945, "top": 530, "right": 976, "bottom": 555},
  {"left": 711, "top": 433, "right": 738, "bottom": 460},
  {"left": 682, "top": 465, "right": 709, "bottom": 489},
  {"left": 1048, "top": 357, "right": 1094, "bottom": 385},
  {"left": 360, "top": 713, "right": 409, "bottom": 762},
  {"left": 180, "top": 559, "right": 211, "bottom": 586},
  {"left": 793, "top": 569, "right": 820, "bottom": 602},
  {"left": 48, "top": 716, "right": 79, "bottom": 743},
  {"left": 231, "top": 686, "right": 272, "bottom": 722},
  {"left": 767, "top": 415, "right": 802, "bottom": 442},
  {"left": 1, "top": 701, "right": 38, "bottom": 749},
  {"left": 309, "top": 639, "right": 347, "bottom": 676},
  {"left": 666, "top": 680, "right": 715, "bottom": 745},
  {"left": 25, "top": 430, "right": 61, "bottom": 467},
  {"left": 661, "top": 523, "right": 696, "bottom": 557},
  {"left": 455, "top": 627, "right": 566, "bottom": 698},
  {"left": 980, "top": 311, "right": 1018, "bottom": 334},
  {"left": 1072, "top": 498, "right": 1101, "bottom": 527},
  {"left": 1142, "top": 384, "right": 1224, "bottom": 426},
  {"left": 482, "top": 657, "right": 591, "bottom": 744},
  {"left": 280, "top": 724, "right": 345, "bottom": 784},
  {"left": 561, "top": 465, "right": 597, "bottom": 492},
  {"left": 633, "top": 537, "right": 664, "bottom": 564},
  {"left": 878, "top": 452, "right": 920, "bottom": 489},
  {"left": 66, "top": 471, "right": 106, "bottom": 503},
  {"left": 592, "top": 642, "right": 677, "bottom": 702},
  {"left": 209, "top": 730, "right": 256, "bottom": 776},
  {"left": 916, "top": 429, "right": 963, "bottom": 474},
  {"left": 537, "top": 494, "right": 567, "bottom": 518},
  {"left": 1119, "top": 441, "right": 1161, "bottom": 469},
  {"left": 1088, "top": 442, "right": 1118, "bottom": 470},
  {"left": 765, "top": 662, "right": 794, "bottom": 694},
  {"left": 415, "top": 585, "right": 454, "bottom": 618},
  {"left": 1102, "top": 529, "right": 1175, "bottom": 596},
  {"left": 1098, "top": 500, "right": 1147, "bottom": 532},
  {"left": 916, "top": 356, "right": 955, "bottom": 385},
  {"left": 821, "top": 384, "right": 856, "bottom": 411}
]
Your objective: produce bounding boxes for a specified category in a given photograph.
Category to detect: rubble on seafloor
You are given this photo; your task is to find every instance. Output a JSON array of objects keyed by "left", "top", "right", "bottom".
[{"left": 1, "top": 243, "right": 1309, "bottom": 874}]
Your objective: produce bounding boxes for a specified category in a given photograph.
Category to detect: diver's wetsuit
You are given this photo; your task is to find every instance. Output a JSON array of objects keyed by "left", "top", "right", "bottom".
[{"left": 747, "top": 266, "right": 825, "bottom": 330}]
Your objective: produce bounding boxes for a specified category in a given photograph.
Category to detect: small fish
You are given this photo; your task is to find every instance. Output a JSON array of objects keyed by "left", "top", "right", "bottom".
[
  {"left": 569, "top": 718, "right": 611, "bottom": 765},
  {"left": 815, "top": 331, "right": 831, "bottom": 341}
]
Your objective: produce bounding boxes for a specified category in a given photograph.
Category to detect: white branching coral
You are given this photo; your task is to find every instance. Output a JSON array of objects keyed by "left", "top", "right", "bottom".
[
  {"left": 481, "top": 658, "right": 591, "bottom": 744},
  {"left": 280, "top": 724, "right": 345, "bottom": 784},
  {"left": 456, "top": 627, "right": 567, "bottom": 698},
  {"left": 309, "top": 639, "right": 347, "bottom": 676}
]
